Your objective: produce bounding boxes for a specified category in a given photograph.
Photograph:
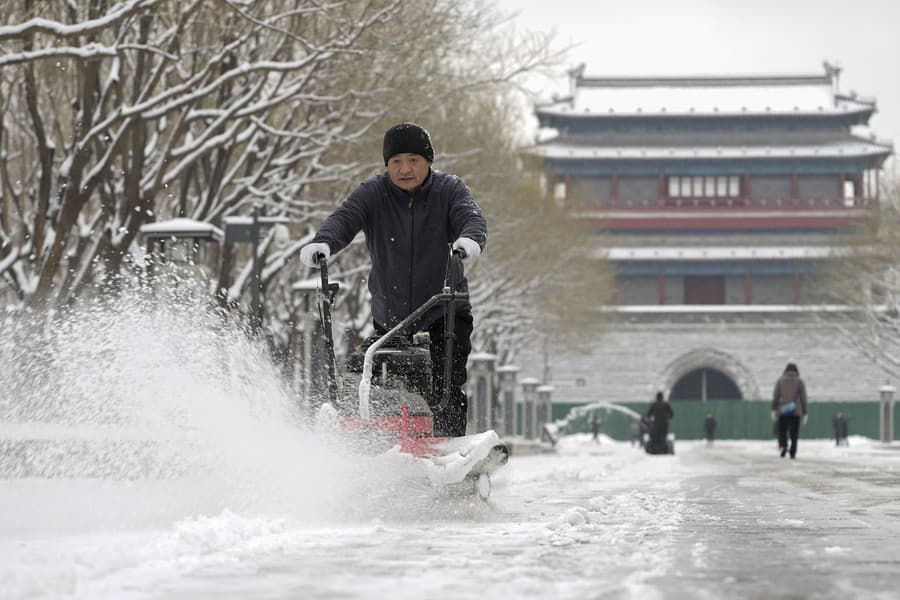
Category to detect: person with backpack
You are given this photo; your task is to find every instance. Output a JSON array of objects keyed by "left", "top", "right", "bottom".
[{"left": 771, "top": 363, "right": 809, "bottom": 459}]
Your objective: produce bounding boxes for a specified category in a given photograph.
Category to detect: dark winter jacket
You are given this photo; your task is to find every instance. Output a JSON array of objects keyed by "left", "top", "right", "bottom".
[
  {"left": 772, "top": 371, "right": 808, "bottom": 416},
  {"left": 647, "top": 399, "right": 673, "bottom": 424},
  {"left": 311, "top": 169, "right": 487, "bottom": 329}
]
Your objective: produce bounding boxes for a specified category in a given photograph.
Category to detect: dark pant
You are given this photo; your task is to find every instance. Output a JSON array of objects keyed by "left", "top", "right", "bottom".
[
  {"left": 778, "top": 414, "right": 800, "bottom": 458},
  {"left": 374, "top": 310, "right": 473, "bottom": 437},
  {"left": 426, "top": 311, "right": 473, "bottom": 437}
]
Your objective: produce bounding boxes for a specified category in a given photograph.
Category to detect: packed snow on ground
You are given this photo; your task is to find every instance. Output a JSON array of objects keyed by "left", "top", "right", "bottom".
[{"left": 2, "top": 433, "right": 899, "bottom": 600}]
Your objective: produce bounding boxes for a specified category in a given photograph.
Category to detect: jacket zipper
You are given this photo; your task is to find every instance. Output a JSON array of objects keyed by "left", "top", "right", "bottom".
[{"left": 408, "top": 194, "right": 414, "bottom": 316}]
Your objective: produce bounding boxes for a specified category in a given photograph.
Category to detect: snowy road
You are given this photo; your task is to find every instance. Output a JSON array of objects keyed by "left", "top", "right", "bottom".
[{"left": 4, "top": 436, "right": 900, "bottom": 600}]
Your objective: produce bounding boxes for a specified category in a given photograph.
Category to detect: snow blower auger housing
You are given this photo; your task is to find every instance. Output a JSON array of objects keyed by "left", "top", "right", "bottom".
[{"left": 313, "top": 249, "right": 509, "bottom": 499}]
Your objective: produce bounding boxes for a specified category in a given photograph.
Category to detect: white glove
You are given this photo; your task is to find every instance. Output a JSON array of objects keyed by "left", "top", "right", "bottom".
[
  {"left": 452, "top": 237, "right": 481, "bottom": 260},
  {"left": 802, "top": 414, "right": 809, "bottom": 426},
  {"left": 300, "top": 242, "right": 330, "bottom": 267},
  {"left": 771, "top": 411, "right": 778, "bottom": 422}
]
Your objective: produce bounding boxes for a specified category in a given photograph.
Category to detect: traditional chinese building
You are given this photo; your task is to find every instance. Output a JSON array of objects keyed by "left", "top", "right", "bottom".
[{"left": 523, "top": 63, "right": 893, "bottom": 405}]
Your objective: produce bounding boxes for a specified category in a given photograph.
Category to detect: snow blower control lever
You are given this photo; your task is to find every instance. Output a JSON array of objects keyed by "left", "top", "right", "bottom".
[
  {"left": 357, "top": 248, "right": 467, "bottom": 421},
  {"left": 316, "top": 253, "right": 340, "bottom": 406}
]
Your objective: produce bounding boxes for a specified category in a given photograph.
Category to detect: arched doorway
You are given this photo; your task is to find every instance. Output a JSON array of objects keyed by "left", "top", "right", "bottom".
[
  {"left": 670, "top": 367, "right": 742, "bottom": 401},
  {"left": 658, "top": 348, "right": 760, "bottom": 401}
]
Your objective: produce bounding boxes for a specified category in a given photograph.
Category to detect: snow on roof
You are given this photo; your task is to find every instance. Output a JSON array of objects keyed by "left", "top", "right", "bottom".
[
  {"left": 139, "top": 218, "right": 223, "bottom": 241},
  {"left": 528, "top": 139, "right": 891, "bottom": 161},
  {"left": 599, "top": 246, "right": 841, "bottom": 261},
  {"left": 602, "top": 304, "right": 860, "bottom": 314},
  {"left": 468, "top": 352, "right": 498, "bottom": 362},
  {"left": 538, "top": 73, "right": 875, "bottom": 119}
]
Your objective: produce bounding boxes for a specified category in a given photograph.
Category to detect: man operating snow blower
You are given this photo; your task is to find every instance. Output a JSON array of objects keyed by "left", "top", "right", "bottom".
[{"left": 299, "top": 123, "right": 487, "bottom": 438}]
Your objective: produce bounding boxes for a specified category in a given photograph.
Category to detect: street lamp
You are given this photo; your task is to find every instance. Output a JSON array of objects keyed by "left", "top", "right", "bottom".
[{"left": 223, "top": 208, "right": 289, "bottom": 334}]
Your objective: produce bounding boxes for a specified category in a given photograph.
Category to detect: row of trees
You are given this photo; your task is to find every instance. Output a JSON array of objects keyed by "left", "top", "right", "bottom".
[{"left": 0, "top": 0, "right": 612, "bottom": 365}]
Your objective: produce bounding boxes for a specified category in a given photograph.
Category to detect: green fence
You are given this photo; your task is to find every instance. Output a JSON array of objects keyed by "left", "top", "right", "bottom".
[{"left": 547, "top": 400, "right": 895, "bottom": 441}]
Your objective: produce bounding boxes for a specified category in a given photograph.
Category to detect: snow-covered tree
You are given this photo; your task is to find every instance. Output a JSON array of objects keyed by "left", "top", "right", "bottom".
[
  {"left": 821, "top": 178, "right": 900, "bottom": 380},
  {"left": 1, "top": 0, "right": 605, "bottom": 368}
]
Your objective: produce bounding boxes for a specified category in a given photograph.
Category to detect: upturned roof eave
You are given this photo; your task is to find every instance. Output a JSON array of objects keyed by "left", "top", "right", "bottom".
[{"left": 534, "top": 106, "right": 875, "bottom": 123}]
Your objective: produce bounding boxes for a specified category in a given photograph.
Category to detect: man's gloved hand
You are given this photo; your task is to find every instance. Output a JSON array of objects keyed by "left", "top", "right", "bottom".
[
  {"left": 771, "top": 411, "right": 778, "bottom": 422},
  {"left": 452, "top": 237, "right": 480, "bottom": 260},
  {"left": 802, "top": 414, "right": 809, "bottom": 426},
  {"left": 300, "top": 242, "right": 330, "bottom": 267}
]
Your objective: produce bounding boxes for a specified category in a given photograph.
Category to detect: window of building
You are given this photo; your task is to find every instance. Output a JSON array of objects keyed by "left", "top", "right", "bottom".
[
  {"left": 716, "top": 176, "right": 728, "bottom": 196},
  {"left": 667, "top": 176, "right": 740, "bottom": 198},
  {"left": 684, "top": 276, "right": 726, "bottom": 304},
  {"left": 843, "top": 179, "right": 855, "bottom": 207},
  {"left": 553, "top": 181, "right": 567, "bottom": 202}
]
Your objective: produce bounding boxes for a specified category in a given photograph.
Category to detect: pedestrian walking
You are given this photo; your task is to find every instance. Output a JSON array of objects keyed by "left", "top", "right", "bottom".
[
  {"left": 591, "top": 414, "right": 601, "bottom": 443},
  {"left": 646, "top": 391, "right": 674, "bottom": 454},
  {"left": 833, "top": 412, "right": 849, "bottom": 447},
  {"left": 629, "top": 420, "right": 641, "bottom": 447},
  {"left": 704, "top": 412, "right": 717, "bottom": 446},
  {"left": 771, "top": 362, "right": 808, "bottom": 459},
  {"left": 299, "top": 123, "right": 487, "bottom": 437}
]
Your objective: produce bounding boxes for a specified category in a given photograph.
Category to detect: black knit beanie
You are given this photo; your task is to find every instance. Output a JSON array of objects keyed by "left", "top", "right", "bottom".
[{"left": 382, "top": 123, "right": 434, "bottom": 165}]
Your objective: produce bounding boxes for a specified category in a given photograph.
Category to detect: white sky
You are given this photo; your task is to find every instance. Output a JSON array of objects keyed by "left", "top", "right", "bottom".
[{"left": 495, "top": 0, "right": 900, "bottom": 171}]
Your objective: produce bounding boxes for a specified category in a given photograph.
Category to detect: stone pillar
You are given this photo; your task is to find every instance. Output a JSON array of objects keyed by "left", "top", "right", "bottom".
[
  {"left": 879, "top": 384, "right": 895, "bottom": 443},
  {"left": 496, "top": 365, "right": 520, "bottom": 438},
  {"left": 520, "top": 378, "right": 541, "bottom": 440},
  {"left": 536, "top": 385, "right": 554, "bottom": 440},
  {"left": 467, "top": 352, "right": 496, "bottom": 434}
]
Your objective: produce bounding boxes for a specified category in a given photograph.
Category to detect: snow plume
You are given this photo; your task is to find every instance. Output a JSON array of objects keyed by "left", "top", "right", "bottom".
[{"left": 0, "top": 271, "right": 375, "bottom": 531}]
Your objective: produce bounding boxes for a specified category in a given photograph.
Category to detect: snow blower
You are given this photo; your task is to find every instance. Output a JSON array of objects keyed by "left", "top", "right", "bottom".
[{"left": 312, "top": 248, "right": 508, "bottom": 499}]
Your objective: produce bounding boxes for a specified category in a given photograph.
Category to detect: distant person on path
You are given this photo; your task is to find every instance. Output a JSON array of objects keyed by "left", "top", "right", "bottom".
[
  {"left": 771, "top": 362, "right": 808, "bottom": 459},
  {"left": 646, "top": 391, "right": 674, "bottom": 452},
  {"left": 833, "top": 412, "right": 849, "bottom": 446},
  {"left": 629, "top": 419, "right": 641, "bottom": 447},
  {"left": 704, "top": 412, "right": 717, "bottom": 446},
  {"left": 590, "top": 414, "right": 601, "bottom": 443}
]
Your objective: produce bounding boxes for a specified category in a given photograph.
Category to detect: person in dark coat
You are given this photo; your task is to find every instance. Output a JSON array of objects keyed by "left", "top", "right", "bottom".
[
  {"left": 771, "top": 362, "right": 809, "bottom": 459},
  {"left": 833, "top": 412, "right": 849, "bottom": 446},
  {"left": 646, "top": 391, "right": 673, "bottom": 452},
  {"left": 704, "top": 412, "right": 717, "bottom": 445},
  {"left": 629, "top": 419, "right": 641, "bottom": 447},
  {"left": 300, "top": 123, "right": 487, "bottom": 437},
  {"left": 590, "top": 414, "right": 601, "bottom": 443}
]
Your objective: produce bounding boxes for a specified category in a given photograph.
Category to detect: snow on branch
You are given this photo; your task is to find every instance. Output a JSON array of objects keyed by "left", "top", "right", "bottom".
[
  {"left": 0, "top": 0, "right": 161, "bottom": 40},
  {"left": 0, "top": 44, "right": 118, "bottom": 67}
]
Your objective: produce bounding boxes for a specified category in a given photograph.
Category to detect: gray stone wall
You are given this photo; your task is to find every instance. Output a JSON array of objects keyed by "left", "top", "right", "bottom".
[
  {"left": 618, "top": 176, "right": 658, "bottom": 200},
  {"left": 752, "top": 175, "right": 792, "bottom": 199},
  {"left": 664, "top": 276, "right": 684, "bottom": 304},
  {"left": 569, "top": 176, "right": 611, "bottom": 206},
  {"left": 725, "top": 276, "right": 745, "bottom": 304},
  {"left": 515, "top": 314, "right": 888, "bottom": 406},
  {"left": 797, "top": 175, "right": 838, "bottom": 199},
  {"left": 617, "top": 276, "right": 658, "bottom": 304},
  {"left": 752, "top": 275, "right": 794, "bottom": 304}
]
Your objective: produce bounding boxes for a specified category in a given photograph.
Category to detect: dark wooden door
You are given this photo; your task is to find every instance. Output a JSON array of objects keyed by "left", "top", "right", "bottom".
[{"left": 684, "top": 276, "right": 725, "bottom": 304}]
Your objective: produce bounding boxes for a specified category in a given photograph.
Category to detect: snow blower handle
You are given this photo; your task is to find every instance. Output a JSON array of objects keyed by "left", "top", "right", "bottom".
[
  {"left": 316, "top": 254, "right": 340, "bottom": 406},
  {"left": 444, "top": 248, "right": 465, "bottom": 292}
]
